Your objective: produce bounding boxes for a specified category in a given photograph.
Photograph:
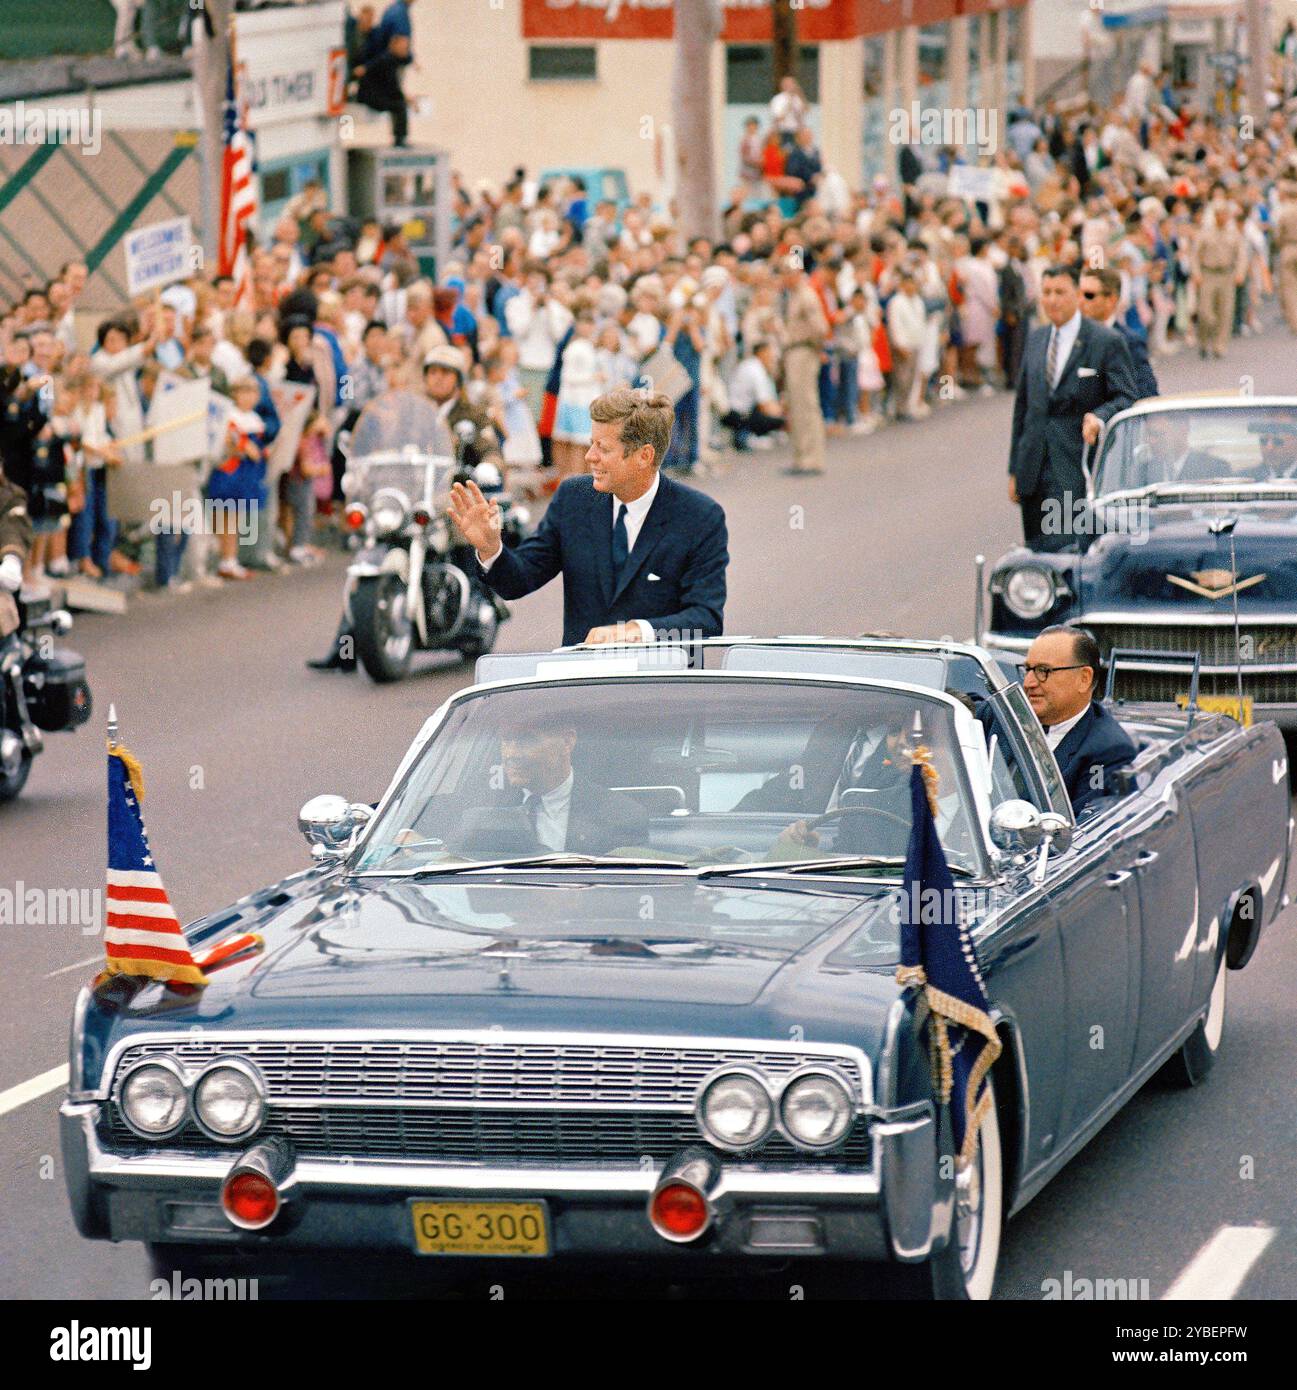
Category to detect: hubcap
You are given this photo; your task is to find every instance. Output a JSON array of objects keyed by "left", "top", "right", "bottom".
[{"left": 955, "top": 1148, "right": 983, "bottom": 1274}]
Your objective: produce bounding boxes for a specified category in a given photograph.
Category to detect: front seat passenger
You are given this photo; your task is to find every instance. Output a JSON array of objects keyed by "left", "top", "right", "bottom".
[{"left": 1019, "top": 625, "right": 1137, "bottom": 818}]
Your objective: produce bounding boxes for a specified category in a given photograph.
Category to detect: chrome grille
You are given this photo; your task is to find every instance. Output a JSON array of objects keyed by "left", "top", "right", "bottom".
[
  {"left": 110, "top": 1036, "right": 865, "bottom": 1108},
  {"left": 1103, "top": 668, "right": 1297, "bottom": 705},
  {"left": 1086, "top": 622, "right": 1297, "bottom": 668},
  {"left": 102, "top": 1107, "right": 871, "bottom": 1169}
]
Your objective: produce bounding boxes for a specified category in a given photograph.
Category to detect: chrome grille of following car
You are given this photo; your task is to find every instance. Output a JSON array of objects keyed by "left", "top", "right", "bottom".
[
  {"left": 1104, "top": 668, "right": 1297, "bottom": 704},
  {"left": 1087, "top": 623, "right": 1297, "bottom": 668},
  {"left": 104, "top": 1037, "right": 871, "bottom": 1168},
  {"left": 110, "top": 1037, "right": 865, "bottom": 1106}
]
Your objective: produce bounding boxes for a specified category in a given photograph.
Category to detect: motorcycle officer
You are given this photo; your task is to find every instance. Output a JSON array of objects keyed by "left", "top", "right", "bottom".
[
  {"left": 0, "top": 462, "right": 33, "bottom": 642},
  {"left": 307, "top": 345, "right": 504, "bottom": 671}
]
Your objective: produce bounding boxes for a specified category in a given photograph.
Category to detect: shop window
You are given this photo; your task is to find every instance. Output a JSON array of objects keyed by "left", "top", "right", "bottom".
[
  {"left": 725, "top": 44, "right": 819, "bottom": 105},
  {"left": 528, "top": 45, "right": 597, "bottom": 82},
  {"left": 262, "top": 168, "right": 290, "bottom": 203},
  {"left": 863, "top": 35, "right": 885, "bottom": 99},
  {"left": 919, "top": 23, "right": 947, "bottom": 87},
  {"left": 1006, "top": 6, "right": 1023, "bottom": 66}
]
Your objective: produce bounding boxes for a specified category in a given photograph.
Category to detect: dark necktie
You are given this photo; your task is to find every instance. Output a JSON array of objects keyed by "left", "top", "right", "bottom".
[
  {"left": 522, "top": 792, "right": 542, "bottom": 842},
  {"left": 1046, "top": 326, "right": 1060, "bottom": 392},
  {"left": 611, "top": 502, "right": 629, "bottom": 578}
]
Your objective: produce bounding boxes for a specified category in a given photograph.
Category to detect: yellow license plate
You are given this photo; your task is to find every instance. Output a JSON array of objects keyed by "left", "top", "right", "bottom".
[
  {"left": 1176, "top": 693, "right": 1253, "bottom": 726},
  {"left": 410, "top": 1201, "right": 549, "bottom": 1257}
]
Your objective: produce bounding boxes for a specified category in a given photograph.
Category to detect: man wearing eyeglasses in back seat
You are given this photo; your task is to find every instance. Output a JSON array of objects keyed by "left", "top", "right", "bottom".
[{"left": 1019, "top": 625, "right": 1137, "bottom": 818}]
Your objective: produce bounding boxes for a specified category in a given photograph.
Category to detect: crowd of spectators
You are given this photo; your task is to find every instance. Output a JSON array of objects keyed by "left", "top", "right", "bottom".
[{"left": 3, "top": 57, "right": 1297, "bottom": 593}]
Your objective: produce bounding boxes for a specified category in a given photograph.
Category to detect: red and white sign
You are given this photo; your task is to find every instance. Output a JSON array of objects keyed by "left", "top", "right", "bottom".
[
  {"left": 327, "top": 47, "right": 348, "bottom": 116},
  {"left": 521, "top": 0, "right": 1026, "bottom": 42}
]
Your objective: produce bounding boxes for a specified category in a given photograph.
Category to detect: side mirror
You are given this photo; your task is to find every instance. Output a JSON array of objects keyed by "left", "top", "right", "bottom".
[
  {"left": 989, "top": 800, "right": 1044, "bottom": 856},
  {"left": 1030, "top": 810, "right": 1074, "bottom": 884},
  {"left": 299, "top": 795, "right": 373, "bottom": 859}
]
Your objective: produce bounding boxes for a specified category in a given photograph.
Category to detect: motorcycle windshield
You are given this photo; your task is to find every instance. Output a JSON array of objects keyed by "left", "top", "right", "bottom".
[
  {"left": 346, "top": 391, "right": 456, "bottom": 505},
  {"left": 352, "top": 390, "right": 455, "bottom": 458}
]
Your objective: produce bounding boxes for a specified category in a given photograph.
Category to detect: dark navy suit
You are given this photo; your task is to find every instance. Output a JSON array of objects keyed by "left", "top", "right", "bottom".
[
  {"left": 1114, "top": 320, "right": 1159, "bottom": 401},
  {"left": 481, "top": 472, "right": 728, "bottom": 646},
  {"left": 1052, "top": 701, "right": 1138, "bottom": 816}
]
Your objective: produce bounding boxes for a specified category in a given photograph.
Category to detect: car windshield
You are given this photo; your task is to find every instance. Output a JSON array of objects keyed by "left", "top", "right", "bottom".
[
  {"left": 355, "top": 678, "right": 980, "bottom": 876},
  {"left": 1095, "top": 405, "right": 1297, "bottom": 493}
]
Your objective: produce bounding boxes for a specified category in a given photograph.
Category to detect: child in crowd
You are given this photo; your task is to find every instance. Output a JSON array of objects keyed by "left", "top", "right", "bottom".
[
  {"left": 281, "top": 409, "right": 330, "bottom": 565},
  {"left": 208, "top": 378, "right": 265, "bottom": 581}
]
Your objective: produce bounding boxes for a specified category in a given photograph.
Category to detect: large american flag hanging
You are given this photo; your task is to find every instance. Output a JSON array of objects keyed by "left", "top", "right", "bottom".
[
  {"left": 218, "top": 56, "right": 257, "bottom": 301},
  {"left": 103, "top": 741, "right": 261, "bottom": 988}
]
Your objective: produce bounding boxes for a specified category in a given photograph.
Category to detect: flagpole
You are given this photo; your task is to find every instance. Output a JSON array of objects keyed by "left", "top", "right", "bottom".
[{"left": 107, "top": 702, "right": 118, "bottom": 751}]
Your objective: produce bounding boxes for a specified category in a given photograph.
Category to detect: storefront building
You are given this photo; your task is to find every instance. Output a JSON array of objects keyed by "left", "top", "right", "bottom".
[{"left": 395, "top": 0, "right": 1032, "bottom": 195}]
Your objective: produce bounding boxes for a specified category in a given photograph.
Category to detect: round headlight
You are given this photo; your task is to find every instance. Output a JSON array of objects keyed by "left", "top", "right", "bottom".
[
  {"left": 118, "top": 1058, "right": 188, "bottom": 1139},
  {"left": 369, "top": 488, "right": 409, "bottom": 536},
  {"left": 192, "top": 1061, "right": 265, "bottom": 1141},
  {"left": 1003, "top": 566, "right": 1056, "bottom": 620},
  {"left": 696, "top": 1069, "right": 773, "bottom": 1150},
  {"left": 779, "top": 1070, "right": 853, "bottom": 1150}
]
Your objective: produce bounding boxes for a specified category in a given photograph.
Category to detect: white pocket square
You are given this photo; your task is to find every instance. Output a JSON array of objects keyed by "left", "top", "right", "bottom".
[
  {"left": 647, "top": 572, "right": 661, "bottom": 582},
  {"left": 1076, "top": 366, "right": 1097, "bottom": 378}
]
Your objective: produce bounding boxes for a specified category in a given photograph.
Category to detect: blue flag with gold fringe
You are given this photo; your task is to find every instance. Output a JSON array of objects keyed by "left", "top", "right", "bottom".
[{"left": 896, "top": 756, "right": 1001, "bottom": 1170}]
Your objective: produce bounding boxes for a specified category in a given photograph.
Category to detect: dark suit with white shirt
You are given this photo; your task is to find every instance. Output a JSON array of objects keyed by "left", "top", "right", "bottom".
[
  {"left": 458, "top": 779, "right": 651, "bottom": 856},
  {"left": 1009, "top": 315, "right": 1138, "bottom": 547},
  {"left": 480, "top": 472, "right": 728, "bottom": 646},
  {"left": 1051, "top": 701, "right": 1138, "bottom": 817}
]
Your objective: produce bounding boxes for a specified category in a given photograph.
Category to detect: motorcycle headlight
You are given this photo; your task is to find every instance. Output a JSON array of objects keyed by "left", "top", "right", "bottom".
[
  {"left": 429, "top": 515, "right": 451, "bottom": 551},
  {"left": 779, "top": 1069, "right": 853, "bottom": 1150},
  {"left": 118, "top": 1057, "right": 188, "bottom": 1140},
  {"left": 369, "top": 488, "right": 409, "bottom": 537},
  {"left": 473, "top": 460, "right": 502, "bottom": 491},
  {"left": 696, "top": 1068, "right": 774, "bottom": 1151},
  {"left": 192, "top": 1060, "right": 265, "bottom": 1142},
  {"left": 1003, "top": 565, "right": 1056, "bottom": 620}
]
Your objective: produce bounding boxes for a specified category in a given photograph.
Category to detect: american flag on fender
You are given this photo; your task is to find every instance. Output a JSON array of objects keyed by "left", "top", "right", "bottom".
[
  {"left": 218, "top": 57, "right": 257, "bottom": 304},
  {"left": 102, "top": 741, "right": 260, "bottom": 988}
]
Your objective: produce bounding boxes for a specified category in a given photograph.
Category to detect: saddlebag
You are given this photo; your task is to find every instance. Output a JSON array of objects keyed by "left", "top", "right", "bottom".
[{"left": 24, "top": 649, "right": 92, "bottom": 732}]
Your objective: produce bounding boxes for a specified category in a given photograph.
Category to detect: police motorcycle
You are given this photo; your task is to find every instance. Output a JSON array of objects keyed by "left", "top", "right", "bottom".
[
  {"left": 338, "top": 391, "right": 530, "bottom": 682},
  {"left": 0, "top": 587, "right": 93, "bottom": 802}
]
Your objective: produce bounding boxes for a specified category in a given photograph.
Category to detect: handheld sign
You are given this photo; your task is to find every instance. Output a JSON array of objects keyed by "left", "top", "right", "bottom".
[{"left": 124, "top": 216, "right": 194, "bottom": 297}]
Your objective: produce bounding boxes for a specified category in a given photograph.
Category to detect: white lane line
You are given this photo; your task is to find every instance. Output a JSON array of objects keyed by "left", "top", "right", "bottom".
[
  {"left": 0, "top": 1064, "right": 69, "bottom": 1118},
  {"left": 1163, "top": 1225, "right": 1277, "bottom": 1300},
  {"left": 45, "top": 955, "right": 101, "bottom": 979}
]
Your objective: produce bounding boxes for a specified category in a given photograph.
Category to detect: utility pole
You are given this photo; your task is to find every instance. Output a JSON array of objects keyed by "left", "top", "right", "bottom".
[
  {"left": 193, "top": 0, "right": 235, "bottom": 269},
  {"left": 672, "top": 0, "right": 721, "bottom": 241},
  {"left": 1243, "top": 0, "right": 1270, "bottom": 133},
  {"left": 772, "top": 0, "right": 797, "bottom": 90}
]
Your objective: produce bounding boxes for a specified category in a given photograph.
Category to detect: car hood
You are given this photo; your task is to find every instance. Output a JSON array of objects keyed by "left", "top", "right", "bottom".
[
  {"left": 1081, "top": 500, "right": 1297, "bottom": 613},
  {"left": 82, "top": 875, "right": 906, "bottom": 1069}
]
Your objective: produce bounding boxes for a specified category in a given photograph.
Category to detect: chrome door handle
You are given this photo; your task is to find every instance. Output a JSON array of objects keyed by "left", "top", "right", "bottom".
[
  {"left": 1105, "top": 871, "right": 1132, "bottom": 887},
  {"left": 1134, "top": 850, "right": 1159, "bottom": 866}
]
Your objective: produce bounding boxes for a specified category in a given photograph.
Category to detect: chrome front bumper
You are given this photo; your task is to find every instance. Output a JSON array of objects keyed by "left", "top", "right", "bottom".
[{"left": 61, "top": 1102, "right": 943, "bottom": 1264}]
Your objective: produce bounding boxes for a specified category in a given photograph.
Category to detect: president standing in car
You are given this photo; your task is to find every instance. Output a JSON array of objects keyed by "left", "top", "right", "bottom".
[{"left": 449, "top": 387, "right": 728, "bottom": 646}]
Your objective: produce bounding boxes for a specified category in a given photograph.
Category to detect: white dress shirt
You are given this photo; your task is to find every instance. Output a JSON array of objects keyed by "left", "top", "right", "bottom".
[
  {"left": 1045, "top": 310, "right": 1082, "bottom": 390},
  {"left": 524, "top": 770, "right": 574, "bottom": 851},
  {"left": 1044, "top": 706, "right": 1086, "bottom": 752},
  {"left": 482, "top": 472, "right": 661, "bottom": 642}
]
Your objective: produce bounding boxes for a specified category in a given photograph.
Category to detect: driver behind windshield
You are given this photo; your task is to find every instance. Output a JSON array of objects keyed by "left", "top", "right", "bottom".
[
  {"left": 1249, "top": 419, "right": 1297, "bottom": 479},
  {"left": 1137, "top": 412, "right": 1228, "bottom": 484},
  {"left": 455, "top": 716, "right": 650, "bottom": 857}
]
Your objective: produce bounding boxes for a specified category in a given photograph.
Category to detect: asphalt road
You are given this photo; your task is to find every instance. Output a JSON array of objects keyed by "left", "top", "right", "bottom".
[{"left": 3, "top": 322, "right": 1295, "bottom": 1300}]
